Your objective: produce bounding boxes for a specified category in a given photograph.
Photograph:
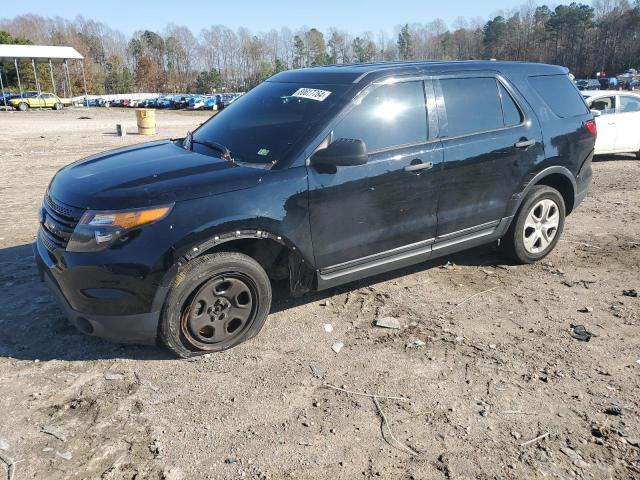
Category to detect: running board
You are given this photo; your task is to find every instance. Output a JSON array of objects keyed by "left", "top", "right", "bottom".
[{"left": 316, "top": 217, "right": 511, "bottom": 290}]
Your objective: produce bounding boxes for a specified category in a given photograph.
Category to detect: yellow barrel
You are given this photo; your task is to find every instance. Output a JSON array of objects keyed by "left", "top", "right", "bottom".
[{"left": 136, "top": 108, "right": 156, "bottom": 135}]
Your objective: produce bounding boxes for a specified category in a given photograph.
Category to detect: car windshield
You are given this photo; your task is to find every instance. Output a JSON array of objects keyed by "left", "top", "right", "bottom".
[{"left": 193, "top": 81, "right": 352, "bottom": 166}]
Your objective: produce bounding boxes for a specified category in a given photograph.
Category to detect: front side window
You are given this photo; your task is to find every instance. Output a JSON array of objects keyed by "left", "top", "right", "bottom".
[
  {"left": 440, "top": 77, "right": 504, "bottom": 137},
  {"left": 618, "top": 95, "right": 640, "bottom": 113},
  {"left": 332, "top": 81, "right": 427, "bottom": 152},
  {"left": 589, "top": 96, "right": 616, "bottom": 115}
]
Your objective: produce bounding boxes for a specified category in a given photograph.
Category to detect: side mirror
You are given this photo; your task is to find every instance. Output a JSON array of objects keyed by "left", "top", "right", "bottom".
[
  {"left": 590, "top": 109, "right": 602, "bottom": 117},
  {"left": 311, "top": 138, "right": 368, "bottom": 168}
]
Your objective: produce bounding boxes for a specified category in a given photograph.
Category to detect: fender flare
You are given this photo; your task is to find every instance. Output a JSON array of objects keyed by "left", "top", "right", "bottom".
[
  {"left": 150, "top": 228, "right": 310, "bottom": 311},
  {"left": 180, "top": 229, "right": 302, "bottom": 263},
  {"left": 506, "top": 166, "right": 577, "bottom": 219}
]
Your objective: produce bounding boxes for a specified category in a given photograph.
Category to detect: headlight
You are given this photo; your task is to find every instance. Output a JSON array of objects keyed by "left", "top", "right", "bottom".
[{"left": 67, "top": 204, "right": 173, "bottom": 252}]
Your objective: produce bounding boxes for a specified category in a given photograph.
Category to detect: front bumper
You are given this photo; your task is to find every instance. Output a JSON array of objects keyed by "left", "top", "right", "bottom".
[{"left": 33, "top": 239, "right": 161, "bottom": 345}]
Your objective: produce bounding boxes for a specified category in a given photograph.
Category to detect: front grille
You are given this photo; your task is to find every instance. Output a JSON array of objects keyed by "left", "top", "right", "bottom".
[{"left": 40, "top": 194, "right": 85, "bottom": 250}]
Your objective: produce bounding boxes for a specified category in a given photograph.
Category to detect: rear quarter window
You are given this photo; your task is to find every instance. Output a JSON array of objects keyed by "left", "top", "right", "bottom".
[{"left": 529, "top": 74, "right": 589, "bottom": 118}]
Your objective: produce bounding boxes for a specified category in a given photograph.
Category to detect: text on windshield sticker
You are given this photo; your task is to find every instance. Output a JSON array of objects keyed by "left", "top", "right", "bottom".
[{"left": 291, "top": 88, "right": 332, "bottom": 102}]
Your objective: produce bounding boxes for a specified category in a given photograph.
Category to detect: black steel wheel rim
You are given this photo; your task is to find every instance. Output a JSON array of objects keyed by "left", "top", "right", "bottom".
[{"left": 181, "top": 273, "right": 257, "bottom": 349}]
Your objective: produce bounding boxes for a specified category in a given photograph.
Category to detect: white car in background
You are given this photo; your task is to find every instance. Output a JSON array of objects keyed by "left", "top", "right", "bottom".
[{"left": 583, "top": 91, "right": 640, "bottom": 157}]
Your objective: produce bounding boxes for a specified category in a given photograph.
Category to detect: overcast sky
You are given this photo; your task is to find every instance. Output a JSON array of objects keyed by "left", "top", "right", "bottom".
[{"left": 2, "top": 0, "right": 542, "bottom": 34}]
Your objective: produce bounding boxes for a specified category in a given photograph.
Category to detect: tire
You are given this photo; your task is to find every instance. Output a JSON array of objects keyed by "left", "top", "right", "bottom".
[
  {"left": 159, "top": 252, "right": 272, "bottom": 358},
  {"left": 53, "top": 102, "right": 63, "bottom": 110},
  {"left": 500, "top": 185, "right": 565, "bottom": 264},
  {"left": 17, "top": 102, "right": 28, "bottom": 111}
]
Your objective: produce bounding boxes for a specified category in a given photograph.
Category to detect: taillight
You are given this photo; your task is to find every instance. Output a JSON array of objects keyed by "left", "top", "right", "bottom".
[{"left": 584, "top": 119, "right": 597, "bottom": 137}]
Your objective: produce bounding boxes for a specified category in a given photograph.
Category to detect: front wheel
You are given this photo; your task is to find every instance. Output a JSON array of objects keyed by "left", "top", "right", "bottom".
[
  {"left": 159, "top": 252, "right": 272, "bottom": 358},
  {"left": 53, "top": 102, "right": 63, "bottom": 110},
  {"left": 17, "top": 102, "right": 28, "bottom": 111},
  {"left": 501, "top": 185, "right": 565, "bottom": 263}
]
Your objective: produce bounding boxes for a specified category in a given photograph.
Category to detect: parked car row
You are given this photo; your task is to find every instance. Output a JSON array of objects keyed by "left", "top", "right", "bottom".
[
  {"left": 575, "top": 76, "right": 640, "bottom": 92},
  {"left": 85, "top": 93, "right": 244, "bottom": 110}
]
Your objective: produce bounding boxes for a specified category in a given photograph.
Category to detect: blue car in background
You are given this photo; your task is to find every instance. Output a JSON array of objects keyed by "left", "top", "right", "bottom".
[
  {"left": 155, "top": 96, "right": 174, "bottom": 109},
  {"left": 142, "top": 98, "right": 158, "bottom": 108},
  {"left": 188, "top": 95, "right": 218, "bottom": 110}
]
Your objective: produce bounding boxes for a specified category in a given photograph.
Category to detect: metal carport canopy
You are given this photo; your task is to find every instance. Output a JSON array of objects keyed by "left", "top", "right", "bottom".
[
  {"left": 0, "top": 45, "right": 87, "bottom": 106},
  {"left": 0, "top": 45, "right": 83, "bottom": 62}
]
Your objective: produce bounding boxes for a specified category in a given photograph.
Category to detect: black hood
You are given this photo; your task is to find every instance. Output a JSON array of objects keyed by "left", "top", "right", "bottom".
[{"left": 48, "top": 140, "right": 264, "bottom": 210}]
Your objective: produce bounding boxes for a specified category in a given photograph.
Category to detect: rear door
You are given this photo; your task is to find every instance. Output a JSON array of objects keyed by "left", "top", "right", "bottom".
[
  {"left": 434, "top": 74, "right": 544, "bottom": 237},
  {"left": 41, "top": 93, "right": 55, "bottom": 107},
  {"left": 614, "top": 94, "right": 640, "bottom": 152},
  {"left": 587, "top": 95, "right": 617, "bottom": 153},
  {"left": 34, "top": 94, "right": 45, "bottom": 108},
  {"left": 307, "top": 79, "right": 442, "bottom": 269}
]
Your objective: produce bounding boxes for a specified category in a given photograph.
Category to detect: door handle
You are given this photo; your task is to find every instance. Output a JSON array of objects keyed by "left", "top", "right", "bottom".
[
  {"left": 514, "top": 139, "right": 536, "bottom": 148},
  {"left": 404, "top": 161, "right": 433, "bottom": 172}
]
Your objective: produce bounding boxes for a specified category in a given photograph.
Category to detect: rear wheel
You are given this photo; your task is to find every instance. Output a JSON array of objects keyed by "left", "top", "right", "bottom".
[
  {"left": 159, "top": 252, "right": 272, "bottom": 358},
  {"left": 17, "top": 102, "right": 28, "bottom": 111},
  {"left": 501, "top": 185, "right": 565, "bottom": 263},
  {"left": 53, "top": 102, "right": 63, "bottom": 110}
]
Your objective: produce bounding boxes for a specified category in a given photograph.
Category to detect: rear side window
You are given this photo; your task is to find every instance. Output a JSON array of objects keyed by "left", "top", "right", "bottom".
[
  {"left": 529, "top": 75, "right": 589, "bottom": 118},
  {"left": 440, "top": 77, "right": 508, "bottom": 137},
  {"left": 619, "top": 95, "right": 640, "bottom": 113},
  {"left": 332, "top": 81, "right": 427, "bottom": 152}
]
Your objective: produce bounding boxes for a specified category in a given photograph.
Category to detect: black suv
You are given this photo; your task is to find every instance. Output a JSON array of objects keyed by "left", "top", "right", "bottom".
[{"left": 34, "top": 61, "right": 595, "bottom": 357}]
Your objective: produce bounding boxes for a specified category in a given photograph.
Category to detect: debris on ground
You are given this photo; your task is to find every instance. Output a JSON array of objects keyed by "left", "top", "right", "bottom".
[
  {"left": 406, "top": 339, "right": 426, "bottom": 349},
  {"left": 0, "top": 438, "right": 8, "bottom": 450},
  {"left": 374, "top": 317, "right": 401, "bottom": 329},
  {"left": 41, "top": 425, "right": 67, "bottom": 442},
  {"left": 104, "top": 372, "right": 124, "bottom": 381},
  {"left": 55, "top": 450, "right": 73, "bottom": 460},
  {"left": 563, "top": 279, "right": 596, "bottom": 288},
  {"left": 331, "top": 342, "right": 344, "bottom": 354},
  {"left": 309, "top": 363, "right": 326, "bottom": 379},
  {"left": 162, "top": 466, "right": 185, "bottom": 480},
  {"left": 560, "top": 446, "right": 589, "bottom": 468},
  {"left": 622, "top": 289, "right": 638, "bottom": 297},
  {"left": 570, "top": 324, "right": 593, "bottom": 342},
  {"left": 440, "top": 261, "right": 458, "bottom": 270},
  {"left": 578, "top": 306, "right": 593, "bottom": 313},
  {"left": 323, "top": 323, "right": 334, "bottom": 333},
  {"left": 604, "top": 406, "right": 623, "bottom": 416}
]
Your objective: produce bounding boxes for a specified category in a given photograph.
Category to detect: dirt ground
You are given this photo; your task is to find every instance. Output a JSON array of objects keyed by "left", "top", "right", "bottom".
[{"left": 0, "top": 109, "right": 638, "bottom": 480}]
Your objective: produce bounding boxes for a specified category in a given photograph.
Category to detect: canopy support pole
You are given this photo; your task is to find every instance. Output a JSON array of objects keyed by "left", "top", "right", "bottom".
[
  {"left": 81, "top": 60, "right": 88, "bottom": 106},
  {"left": 49, "top": 59, "right": 56, "bottom": 96},
  {"left": 0, "top": 63, "right": 5, "bottom": 108},
  {"left": 31, "top": 58, "right": 41, "bottom": 93},
  {"left": 64, "top": 60, "right": 73, "bottom": 98},
  {"left": 14, "top": 58, "right": 23, "bottom": 98}
]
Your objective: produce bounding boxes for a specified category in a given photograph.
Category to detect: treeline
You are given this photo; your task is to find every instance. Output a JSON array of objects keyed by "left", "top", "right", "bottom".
[{"left": 1, "top": 1, "right": 639, "bottom": 95}]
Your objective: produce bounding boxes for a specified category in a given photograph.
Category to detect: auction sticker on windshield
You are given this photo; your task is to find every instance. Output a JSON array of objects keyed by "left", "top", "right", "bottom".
[{"left": 291, "top": 88, "right": 332, "bottom": 102}]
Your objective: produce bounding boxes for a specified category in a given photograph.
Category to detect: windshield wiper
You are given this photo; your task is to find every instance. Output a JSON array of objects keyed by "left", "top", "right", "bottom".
[{"left": 183, "top": 131, "right": 234, "bottom": 162}]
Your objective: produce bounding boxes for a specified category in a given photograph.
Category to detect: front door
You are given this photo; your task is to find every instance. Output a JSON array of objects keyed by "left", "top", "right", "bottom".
[
  {"left": 307, "top": 79, "right": 442, "bottom": 270},
  {"left": 434, "top": 75, "right": 544, "bottom": 236}
]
